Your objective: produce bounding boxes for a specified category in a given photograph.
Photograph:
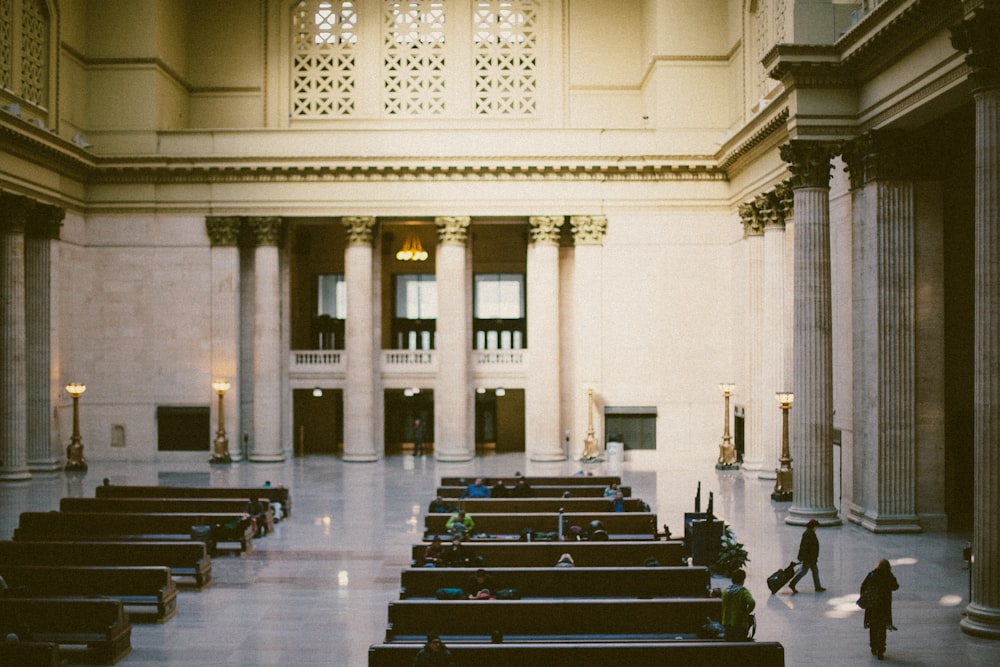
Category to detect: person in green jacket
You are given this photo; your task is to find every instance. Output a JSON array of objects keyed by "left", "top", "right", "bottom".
[{"left": 721, "top": 569, "right": 756, "bottom": 641}]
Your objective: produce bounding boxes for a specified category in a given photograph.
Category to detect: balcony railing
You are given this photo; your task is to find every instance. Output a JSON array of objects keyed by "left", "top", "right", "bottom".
[
  {"left": 289, "top": 348, "right": 529, "bottom": 378},
  {"left": 381, "top": 350, "right": 437, "bottom": 374},
  {"left": 290, "top": 351, "right": 344, "bottom": 376}
]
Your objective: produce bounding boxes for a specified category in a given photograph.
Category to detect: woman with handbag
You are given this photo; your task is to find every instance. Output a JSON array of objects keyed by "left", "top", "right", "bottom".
[{"left": 859, "top": 559, "right": 900, "bottom": 660}]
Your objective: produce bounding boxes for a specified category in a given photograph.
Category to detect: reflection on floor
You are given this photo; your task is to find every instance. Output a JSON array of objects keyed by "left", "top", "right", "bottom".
[{"left": 0, "top": 451, "right": 995, "bottom": 666}]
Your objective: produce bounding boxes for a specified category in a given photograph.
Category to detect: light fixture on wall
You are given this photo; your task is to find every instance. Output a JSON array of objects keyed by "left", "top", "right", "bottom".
[
  {"left": 715, "top": 382, "right": 738, "bottom": 469},
  {"left": 395, "top": 232, "right": 428, "bottom": 261},
  {"left": 65, "top": 382, "right": 88, "bottom": 471},
  {"left": 312, "top": 387, "right": 323, "bottom": 397},
  {"left": 210, "top": 379, "right": 233, "bottom": 464}
]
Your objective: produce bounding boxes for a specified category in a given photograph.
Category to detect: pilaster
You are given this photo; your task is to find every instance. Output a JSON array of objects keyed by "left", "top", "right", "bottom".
[
  {"left": 778, "top": 140, "right": 841, "bottom": 526},
  {"left": 342, "top": 216, "right": 378, "bottom": 462},
  {"left": 740, "top": 200, "right": 766, "bottom": 473},
  {"left": 434, "top": 216, "right": 472, "bottom": 461},
  {"left": 0, "top": 193, "right": 31, "bottom": 481}
]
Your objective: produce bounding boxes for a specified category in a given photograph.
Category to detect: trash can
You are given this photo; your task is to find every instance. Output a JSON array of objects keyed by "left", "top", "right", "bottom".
[{"left": 606, "top": 440, "right": 623, "bottom": 465}]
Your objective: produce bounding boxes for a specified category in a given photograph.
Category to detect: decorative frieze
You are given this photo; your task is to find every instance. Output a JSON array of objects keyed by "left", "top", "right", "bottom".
[
  {"left": 570, "top": 215, "right": 607, "bottom": 245},
  {"left": 951, "top": 7, "right": 1000, "bottom": 92},
  {"left": 528, "top": 215, "right": 564, "bottom": 245},
  {"left": 206, "top": 216, "right": 243, "bottom": 246},
  {"left": 435, "top": 216, "right": 470, "bottom": 245},
  {"left": 342, "top": 216, "right": 375, "bottom": 245},
  {"left": 778, "top": 141, "right": 837, "bottom": 189},
  {"left": 248, "top": 217, "right": 284, "bottom": 247}
]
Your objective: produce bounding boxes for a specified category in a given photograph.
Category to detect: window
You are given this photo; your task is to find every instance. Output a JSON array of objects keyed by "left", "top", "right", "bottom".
[
  {"left": 394, "top": 274, "right": 437, "bottom": 349},
  {"left": 604, "top": 407, "right": 657, "bottom": 451},
  {"left": 317, "top": 274, "right": 347, "bottom": 318},
  {"left": 1, "top": 0, "right": 50, "bottom": 111},
  {"left": 474, "top": 273, "right": 525, "bottom": 349}
]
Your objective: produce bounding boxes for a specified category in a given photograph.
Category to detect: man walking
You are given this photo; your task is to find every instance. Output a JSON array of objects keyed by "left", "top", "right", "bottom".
[{"left": 789, "top": 519, "right": 826, "bottom": 593}]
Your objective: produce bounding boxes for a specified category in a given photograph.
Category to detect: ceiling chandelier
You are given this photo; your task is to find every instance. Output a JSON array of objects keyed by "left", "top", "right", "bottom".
[{"left": 396, "top": 232, "right": 428, "bottom": 261}]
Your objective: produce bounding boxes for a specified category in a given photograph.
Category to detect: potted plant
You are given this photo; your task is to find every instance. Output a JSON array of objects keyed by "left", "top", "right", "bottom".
[{"left": 714, "top": 526, "right": 750, "bottom": 576}]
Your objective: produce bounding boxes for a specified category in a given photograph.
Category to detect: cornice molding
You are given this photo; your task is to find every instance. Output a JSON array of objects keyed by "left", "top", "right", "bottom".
[{"left": 718, "top": 108, "right": 790, "bottom": 173}]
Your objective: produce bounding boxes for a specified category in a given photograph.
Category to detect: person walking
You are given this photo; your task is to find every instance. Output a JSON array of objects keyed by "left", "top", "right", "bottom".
[
  {"left": 860, "top": 559, "right": 899, "bottom": 660},
  {"left": 412, "top": 418, "right": 425, "bottom": 456},
  {"left": 789, "top": 519, "right": 826, "bottom": 593},
  {"left": 721, "top": 569, "right": 756, "bottom": 641}
]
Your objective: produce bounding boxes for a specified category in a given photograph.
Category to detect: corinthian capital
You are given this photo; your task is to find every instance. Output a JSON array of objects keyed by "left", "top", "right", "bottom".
[
  {"left": 248, "top": 217, "right": 283, "bottom": 247},
  {"left": 951, "top": 7, "right": 1000, "bottom": 92},
  {"left": 29, "top": 204, "right": 65, "bottom": 240},
  {"left": 435, "top": 216, "right": 471, "bottom": 245},
  {"left": 778, "top": 140, "right": 837, "bottom": 189},
  {"left": 343, "top": 216, "right": 375, "bottom": 245},
  {"left": 570, "top": 215, "right": 607, "bottom": 245},
  {"left": 739, "top": 201, "right": 764, "bottom": 236},
  {"left": 774, "top": 180, "right": 794, "bottom": 222},
  {"left": 206, "top": 216, "right": 243, "bottom": 246},
  {"left": 528, "top": 215, "right": 564, "bottom": 245},
  {"left": 842, "top": 130, "right": 913, "bottom": 189}
]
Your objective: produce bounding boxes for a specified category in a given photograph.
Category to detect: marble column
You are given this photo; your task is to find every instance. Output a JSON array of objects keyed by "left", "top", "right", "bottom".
[
  {"left": 249, "top": 217, "right": 285, "bottom": 462},
  {"left": 342, "top": 216, "right": 378, "bottom": 462},
  {"left": 434, "top": 216, "right": 472, "bottom": 462},
  {"left": 740, "top": 201, "right": 766, "bottom": 472},
  {"left": 842, "top": 131, "right": 922, "bottom": 533},
  {"left": 207, "top": 217, "right": 243, "bottom": 461},
  {"left": 25, "top": 205, "right": 63, "bottom": 471},
  {"left": 953, "top": 6, "right": 1000, "bottom": 639},
  {"left": 778, "top": 140, "right": 841, "bottom": 526},
  {"left": 570, "top": 215, "right": 607, "bottom": 460},
  {"left": 526, "top": 215, "right": 565, "bottom": 461},
  {"left": 760, "top": 185, "right": 790, "bottom": 481},
  {"left": 0, "top": 193, "right": 31, "bottom": 481}
]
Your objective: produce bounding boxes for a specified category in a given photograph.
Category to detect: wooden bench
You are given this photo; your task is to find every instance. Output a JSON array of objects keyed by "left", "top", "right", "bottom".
[
  {"left": 0, "top": 540, "right": 212, "bottom": 588},
  {"left": 384, "top": 598, "right": 721, "bottom": 641},
  {"left": 399, "top": 566, "right": 710, "bottom": 599},
  {"left": 60, "top": 497, "right": 274, "bottom": 536},
  {"left": 437, "top": 485, "right": 631, "bottom": 498},
  {"left": 94, "top": 484, "right": 291, "bottom": 519},
  {"left": 0, "top": 597, "right": 132, "bottom": 665},
  {"left": 0, "top": 565, "right": 178, "bottom": 622},
  {"left": 411, "top": 540, "right": 687, "bottom": 567},
  {"left": 441, "top": 475, "right": 622, "bottom": 486},
  {"left": 437, "top": 497, "right": 648, "bottom": 513},
  {"left": 0, "top": 641, "right": 66, "bottom": 667},
  {"left": 424, "top": 512, "right": 658, "bottom": 540},
  {"left": 368, "top": 641, "right": 785, "bottom": 667},
  {"left": 14, "top": 512, "right": 256, "bottom": 554}
]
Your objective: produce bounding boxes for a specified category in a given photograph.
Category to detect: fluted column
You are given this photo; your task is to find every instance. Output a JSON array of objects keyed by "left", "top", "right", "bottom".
[
  {"left": 207, "top": 217, "right": 243, "bottom": 461},
  {"left": 740, "top": 201, "right": 766, "bottom": 472},
  {"left": 342, "top": 216, "right": 378, "bottom": 462},
  {"left": 25, "top": 205, "right": 63, "bottom": 471},
  {"left": 760, "top": 184, "right": 790, "bottom": 480},
  {"left": 570, "top": 215, "right": 607, "bottom": 459},
  {"left": 953, "top": 6, "right": 1000, "bottom": 639},
  {"left": 779, "top": 140, "right": 841, "bottom": 526},
  {"left": 434, "top": 216, "right": 472, "bottom": 461},
  {"left": 0, "top": 193, "right": 31, "bottom": 481},
  {"left": 526, "top": 215, "right": 565, "bottom": 461},
  {"left": 842, "top": 131, "right": 922, "bottom": 533},
  {"left": 249, "top": 217, "right": 285, "bottom": 462}
]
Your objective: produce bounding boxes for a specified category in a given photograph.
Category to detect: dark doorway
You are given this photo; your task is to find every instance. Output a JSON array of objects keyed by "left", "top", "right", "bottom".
[
  {"left": 292, "top": 388, "right": 343, "bottom": 456},
  {"left": 385, "top": 388, "right": 434, "bottom": 456},
  {"left": 475, "top": 388, "right": 525, "bottom": 453}
]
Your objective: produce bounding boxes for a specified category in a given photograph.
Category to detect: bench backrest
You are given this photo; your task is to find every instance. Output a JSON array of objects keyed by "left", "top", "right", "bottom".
[
  {"left": 369, "top": 642, "right": 785, "bottom": 667},
  {"left": 385, "top": 598, "right": 721, "bottom": 638},
  {"left": 95, "top": 484, "right": 291, "bottom": 516},
  {"left": 0, "top": 565, "right": 175, "bottom": 598},
  {"left": 424, "top": 512, "right": 658, "bottom": 538},
  {"left": 60, "top": 496, "right": 270, "bottom": 515},
  {"left": 438, "top": 497, "right": 647, "bottom": 513},
  {"left": 440, "top": 476, "right": 621, "bottom": 486},
  {"left": 0, "top": 540, "right": 209, "bottom": 572},
  {"left": 437, "top": 485, "right": 631, "bottom": 498},
  {"left": 399, "top": 566, "right": 710, "bottom": 599},
  {"left": 0, "top": 597, "right": 129, "bottom": 636},
  {"left": 411, "top": 540, "right": 686, "bottom": 567},
  {"left": 14, "top": 511, "right": 250, "bottom": 538}
]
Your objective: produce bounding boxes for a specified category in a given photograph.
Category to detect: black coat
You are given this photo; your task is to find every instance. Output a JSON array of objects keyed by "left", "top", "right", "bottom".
[
  {"left": 797, "top": 528, "right": 819, "bottom": 563},
  {"left": 861, "top": 568, "right": 899, "bottom": 628}
]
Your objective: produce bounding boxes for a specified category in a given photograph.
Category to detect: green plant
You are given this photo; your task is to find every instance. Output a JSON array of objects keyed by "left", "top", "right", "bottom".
[{"left": 714, "top": 526, "right": 750, "bottom": 576}]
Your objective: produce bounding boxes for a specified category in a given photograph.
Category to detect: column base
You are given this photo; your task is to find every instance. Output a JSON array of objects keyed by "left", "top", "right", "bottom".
[
  {"left": 0, "top": 470, "right": 32, "bottom": 482},
  {"left": 434, "top": 453, "right": 473, "bottom": 462},
  {"left": 27, "top": 460, "right": 63, "bottom": 472},
  {"left": 342, "top": 454, "right": 379, "bottom": 462},
  {"left": 846, "top": 505, "right": 922, "bottom": 533},
  {"left": 961, "top": 603, "right": 1000, "bottom": 639},
  {"left": 249, "top": 454, "right": 287, "bottom": 463},
  {"left": 786, "top": 506, "right": 841, "bottom": 526},
  {"left": 530, "top": 453, "right": 568, "bottom": 462}
]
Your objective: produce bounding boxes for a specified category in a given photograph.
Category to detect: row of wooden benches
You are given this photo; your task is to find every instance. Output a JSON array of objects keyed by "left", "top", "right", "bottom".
[
  {"left": 368, "top": 475, "right": 784, "bottom": 666},
  {"left": 0, "top": 483, "right": 292, "bottom": 665}
]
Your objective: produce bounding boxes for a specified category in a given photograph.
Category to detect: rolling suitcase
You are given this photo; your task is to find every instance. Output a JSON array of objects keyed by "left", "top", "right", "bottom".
[{"left": 767, "top": 561, "right": 798, "bottom": 594}]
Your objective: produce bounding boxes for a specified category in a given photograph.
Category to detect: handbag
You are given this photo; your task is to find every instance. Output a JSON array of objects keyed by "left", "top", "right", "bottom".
[{"left": 857, "top": 586, "right": 877, "bottom": 609}]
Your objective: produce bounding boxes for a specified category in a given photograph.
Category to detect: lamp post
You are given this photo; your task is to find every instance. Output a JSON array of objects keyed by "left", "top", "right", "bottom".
[
  {"left": 210, "top": 379, "right": 232, "bottom": 464},
  {"left": 65, "top": 382, "right": 87, "bottom": 471},
  {"left": 581, "top": 386, "right": 601, "bottom": 461},
  {"left": 715, "top": 382, "right": 738, "bottom": 469},
  {"left": 771, "top": 391, "right": 794, "bottom": 501}
]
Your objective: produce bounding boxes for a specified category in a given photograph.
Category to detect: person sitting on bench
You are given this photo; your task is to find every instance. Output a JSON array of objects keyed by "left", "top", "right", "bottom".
[{"left": 445, "top": 510, "right": 475, "bottom": 539}]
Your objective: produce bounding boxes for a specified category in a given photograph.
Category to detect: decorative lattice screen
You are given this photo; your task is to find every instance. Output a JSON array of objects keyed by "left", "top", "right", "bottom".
[
  {"left": 473, "top": 0, "right": 536, "bottom": 115},
  {"left": 19, "top": 0, "right": 47, "bottom": 107},
  {"left": 292, "top": 1, "right": 358, "bottom": 117},
  {"left": 1, "top": 0, "right": 12, "bottom": 92},
  {"left": 383, "top": 0, "right": 446, "bottom": 116}
]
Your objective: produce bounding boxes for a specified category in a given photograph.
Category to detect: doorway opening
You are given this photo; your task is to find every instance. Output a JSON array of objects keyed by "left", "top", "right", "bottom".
[
  {"left": 292, "top": 388, "right": 343, "bottom": 456},
  {"left": 475, "top": 388, "right": 525, "bottom": 454},
  {"left": 385, "top": 388, "right": 434, "bottom": 456}
]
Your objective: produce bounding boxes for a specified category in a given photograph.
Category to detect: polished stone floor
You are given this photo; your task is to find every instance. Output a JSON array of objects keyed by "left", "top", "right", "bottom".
[{"left": 1, "top": 450, "right": 996, "bottom": 666}]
